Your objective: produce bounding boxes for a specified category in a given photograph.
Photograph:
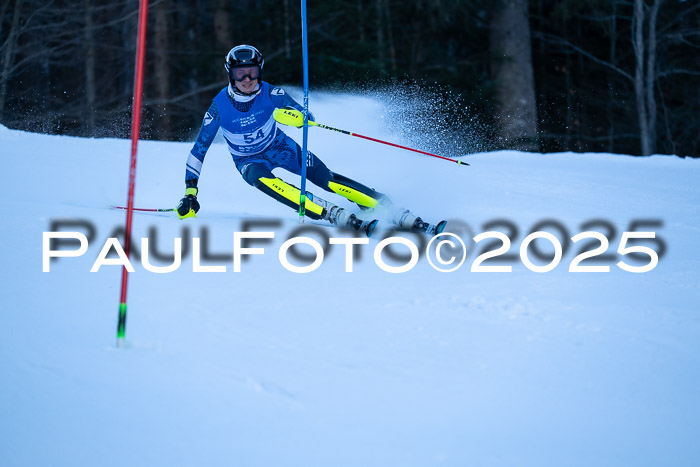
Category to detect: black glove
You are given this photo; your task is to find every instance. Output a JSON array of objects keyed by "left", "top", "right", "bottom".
[{"left": 176, "top": 187, "right": 200, "bottom": 219}]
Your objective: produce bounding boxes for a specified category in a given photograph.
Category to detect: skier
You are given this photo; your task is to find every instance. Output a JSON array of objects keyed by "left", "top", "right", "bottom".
[{"left": 176, "top": 44, "right": 445, "bottom": 236}]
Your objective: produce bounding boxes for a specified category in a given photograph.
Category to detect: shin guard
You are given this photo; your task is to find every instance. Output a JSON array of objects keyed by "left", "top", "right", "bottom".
[
  {"left": 256, "top": 177, "right": 326, "bottom": 220},
  {"left": 327, "top": 172, "right": 386, "bottom": 209}
]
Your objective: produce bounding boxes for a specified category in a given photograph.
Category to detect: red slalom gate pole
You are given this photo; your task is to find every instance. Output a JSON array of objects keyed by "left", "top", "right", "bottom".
[{"left": 117, "top": 0, "right": 149, "bottom": 347}]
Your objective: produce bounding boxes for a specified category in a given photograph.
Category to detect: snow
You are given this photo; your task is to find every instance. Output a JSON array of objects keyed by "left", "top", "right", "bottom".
[{"left": 2, "top": 92, "right": 700, "bottom": 467}]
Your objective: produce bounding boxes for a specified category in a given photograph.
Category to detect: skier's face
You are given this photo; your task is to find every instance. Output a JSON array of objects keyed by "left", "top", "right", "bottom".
[{"left": 233, "top": 66, "right": 260, "bottom": 93}]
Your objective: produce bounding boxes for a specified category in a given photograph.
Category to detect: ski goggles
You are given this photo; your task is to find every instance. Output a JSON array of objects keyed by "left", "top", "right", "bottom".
[{"left": 230, "top": 66, "right": 261, "bottom": 82}]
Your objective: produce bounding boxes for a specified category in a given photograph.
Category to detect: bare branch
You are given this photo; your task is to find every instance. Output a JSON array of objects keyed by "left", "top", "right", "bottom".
[{"left": 532, "top": 31, "right": 634, "bottom": 82}]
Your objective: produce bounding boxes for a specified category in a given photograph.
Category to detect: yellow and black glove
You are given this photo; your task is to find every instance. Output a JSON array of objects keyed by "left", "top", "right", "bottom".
[{"left": 176, "top": 187, "right": 200, "bottom": 219}]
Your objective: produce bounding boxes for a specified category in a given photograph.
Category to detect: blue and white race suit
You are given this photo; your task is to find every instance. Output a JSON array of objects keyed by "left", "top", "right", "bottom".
[
  {"left": 183, "top": 81, "right": 386, "bottom": 220},
  {"left": 185, "top": 81, "right": 329, "bottom": 186}
]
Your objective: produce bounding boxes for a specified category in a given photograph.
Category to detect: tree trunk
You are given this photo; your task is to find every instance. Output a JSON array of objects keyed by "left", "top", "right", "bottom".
[
  {"left": 84, "top": 0, "right": 97, "bottom": 132},
  {"left": 284, "top": 0, "right": 291, "bottom": 59},
  {"left": 383, "top": 0, "right": 397, "bottom": 73},
  {"left": 0, "top": 0, "right": 23, "bottom": 122},
  {"left": 645, "top": 0, "right": 662, "bottom": 154},
  {"left": 376, "top": 0, "right": 385, "bottom": 69},
  {"left": 154, "top": 0, "right": 171, "bottom": 138},
  {"left": 633, "top": 0, "right": 651, "bottom": 156},
  {"left": 564, "top": 19, "right": 572, "bottom": 150},
  {"left": 489, "top": 0, "right": 539, "bottom": 151},
  {"left": 0, "top": 0, "right": 12, "bottom": 40},
  {"left": 214, "top": 0, "right": 231, "bottom": 48},
  {"left": 357, "top": 0, "right": 365, "bottom": 42},
  {"left": 633, "top": 0, "right": 662, "bottom": 156},
  {"left": 608, "top": 1, "right": 617, "bottom": 153}
]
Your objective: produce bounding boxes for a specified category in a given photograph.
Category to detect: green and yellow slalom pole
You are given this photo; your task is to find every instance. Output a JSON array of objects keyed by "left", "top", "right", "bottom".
[
  {"left": 298, "top": 0, "right": 310, "bottom": 221},
  {"left": 273, "top": 108, "right": 470, "bottom": 167}
]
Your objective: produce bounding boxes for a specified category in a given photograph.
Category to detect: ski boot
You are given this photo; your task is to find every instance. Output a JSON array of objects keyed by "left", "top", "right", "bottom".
[
  {"left": 327, "top": 205, "right": 379, "bottom": 238},
  {"left": 396, "top": 209, "right": 446, "bottom": 235}
]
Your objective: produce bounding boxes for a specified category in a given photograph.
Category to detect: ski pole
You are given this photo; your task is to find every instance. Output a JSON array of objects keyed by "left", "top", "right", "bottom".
[
  {"left": 112, "top": 206, "right": 174, "bottom": 213},
  {"left": 273, "top": 108, "right": 470, "bottom": 167}
]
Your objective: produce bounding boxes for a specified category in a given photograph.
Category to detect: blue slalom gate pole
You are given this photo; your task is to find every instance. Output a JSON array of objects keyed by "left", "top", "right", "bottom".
[{"left": 299, "top": 0, "right": 310, "bottom": 222}]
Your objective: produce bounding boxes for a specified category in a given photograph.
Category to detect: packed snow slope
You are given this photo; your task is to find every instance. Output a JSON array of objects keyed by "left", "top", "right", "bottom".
[{"left": 2, "top": 92, "right": 700, "bottom": 467}]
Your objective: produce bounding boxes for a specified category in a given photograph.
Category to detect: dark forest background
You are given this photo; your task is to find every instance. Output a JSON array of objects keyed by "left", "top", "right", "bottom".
[{"left": 1, "top": 0, "right": 698, "bottom": 156}]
